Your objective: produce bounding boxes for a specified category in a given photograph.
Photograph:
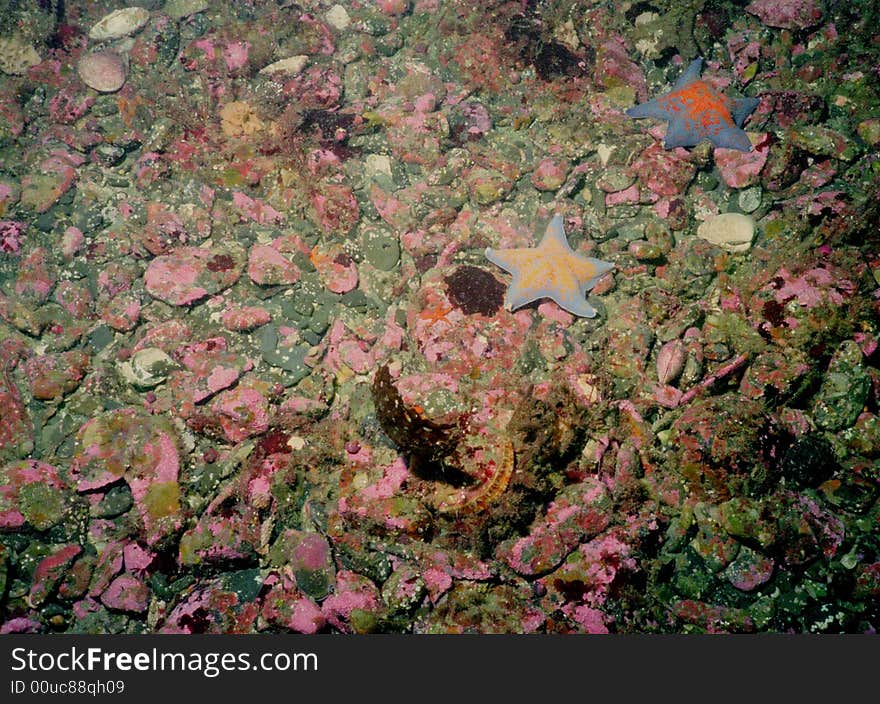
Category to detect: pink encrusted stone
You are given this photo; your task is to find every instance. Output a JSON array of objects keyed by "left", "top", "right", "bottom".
[
  {"left": 595, "top": 37, "right": 648, "bottom": 100},
  {"left": 29, "top": 545, "right": 82, "bottom": 606},
  {"left": 724, "top": 547, "right": 775, "bottom": 592},
  {"left": 212, "top": 386, "right": 270, "bottom": 442},
  {"left": 0, "top": 460, "right": 68, "bottom": 530},
  {"left": 101, "top": 574, "right": 150, "bottom": 613},
  {"left": 530, "top": 157, "right": 570, "bottom": 192},
  {"left": 746, "top": 0, "right": 823, "bottom": 29},
  {"left": 71, "top": 409, "right": 182, "bottom": 545},
  {"left": 221, "top": 305, "right": 272, "bottom": 331},
  {"left": 310, "top": 183, "right": 359, "bottom": 235},
  {"left": 321, "top": 570, "right": 381, "bottom": 633},
  {"left": 631, "top": 142, "right": 696, "bottom": 197},
  {"left": 310, "top": 243, "right": 358, "bottom": 294},
  {"left": 144, "top": 247, "right": 242, "bottom": 306},
  {"left": 247, "top": 244, "right": 300, "bottom": 286},
  {"left": 498, "top": 478, "right": 612, "bottom": 576},
  {"left": 261, "top": 574, "right": 326, "bottom": 634},
  {"left": 14, "top": 247, "right": 56, "bottom": 304},
  {"left": 715, "top": 134, "right": 769, "bottom": 188}
]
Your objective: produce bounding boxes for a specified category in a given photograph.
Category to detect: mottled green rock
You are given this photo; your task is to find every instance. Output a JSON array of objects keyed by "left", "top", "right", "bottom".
[
  {"left": 361, "top": 225, "right": 400, "bottom": 271},
  {"left": 17, "top": 481, "right": 67, "bottom": 530},
  {"left": 788, "top": 125, "right": 860, "bottom": 162},
  {"left": 813, "top": 340, "right": 870, "bottom": 431}
]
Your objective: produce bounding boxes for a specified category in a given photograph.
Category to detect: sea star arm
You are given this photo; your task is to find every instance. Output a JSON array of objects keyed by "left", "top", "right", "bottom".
[
  {"left": 731, "top": 96, "right": 760, "bottom": 128},
  {"left": 672, "top": 57, "right": 704, "bottom": 91},
  {"left": 663, "top": 115, "right": 703, "bottom": 149},
  {"left": 714, "top": 125, "right": 754, "bottom": 151},
  {"left": 626, "top": 97, "right": 673, "bottom": 121}
]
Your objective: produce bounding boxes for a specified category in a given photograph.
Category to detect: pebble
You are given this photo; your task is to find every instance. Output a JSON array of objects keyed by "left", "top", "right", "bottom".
[
  {"left": 361, "top": 224, "right": 400, "bottom": 271},
  {"left": 629, "top": 240, "right": 664, "bottom": 261},
  {"left": 89, "top": 7, "right": 151, "bottom": 41},
  {"left": 596, "top": 166, "right": 636, "bottom": 193},
  {"left": 696, "top": 212, "right": 755, "bottom": 252},
  {"left": 325, "top": 4, "right": 351, "bottom": 30},
  {"left": 737, "top": 186, "right": 763, "bottom": 214}
]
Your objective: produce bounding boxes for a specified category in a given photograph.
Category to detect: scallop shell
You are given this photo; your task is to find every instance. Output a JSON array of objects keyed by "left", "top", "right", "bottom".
[{"left": 89, "top": 7, "right": 150, "bottom": 41}]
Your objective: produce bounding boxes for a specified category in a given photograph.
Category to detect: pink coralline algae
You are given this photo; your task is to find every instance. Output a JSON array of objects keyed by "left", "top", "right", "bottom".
[
  {"left": 100, "top": 574, "right": 150, "bottom": 613},
  {"left": 261, "top": 574, "right": 326, "bottom": 633},
  {"left": 145, "top": 246, "right": 243, "bottom": 305},
  {"left": 498, "top": 479, "right": 612, "bottom": 576},
  {"left": 715, "top": 134, "right": 770, "bottom": 188},
  {"left": 24, "top": 350, "right": 90, "bottom": 400},
  {"left": 71, "top": 409, "right": 183, "bottom": 545},
  {"left": 248, "top": 242, "right": 302, "bottom": 286},
  {"left": 746, "top": 0, "right": 824, "bottom": 29},
  {"left": 1, "top": 0, "right": 877, "bottom": 638},
  {"left": 221, "top": 305, "right": 272, "bottom": 331},
  {"left": 14, "top": 247, "right": 56, "bottom": 304},
  {"left": 321, "top": 570, "right": 382, "bottom": 633},
  {"left": 29, "top": 545, "right": 83, "bottom": 606},
  {"left": 631, "top": 142, "right": 696, "bottom": 197},
  {"left": 530, "top": 158, "right": 571, "bottom": 192},
  {"left": 310, "top": 243, "right": 359, "bottom": 294},
  {"left": 0, "top": 220, "right": 26, "bottom": 254},
  {"left": 211, "top": 386, "right": 270, "bottom": 443},
  {"left": 0, "top": 460, "right": 69, "bottom": 530}
]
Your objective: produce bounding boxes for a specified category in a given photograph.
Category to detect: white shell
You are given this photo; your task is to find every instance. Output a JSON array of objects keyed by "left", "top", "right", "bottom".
[
  {"left": 258, "top": 55, "right": 308, "bottom": 76},
  {"left": 89, "top": 7, "right": 150, "bottom": 41},
  {"left": 696, "top": 212, "right": 755, "bottom": 253}
]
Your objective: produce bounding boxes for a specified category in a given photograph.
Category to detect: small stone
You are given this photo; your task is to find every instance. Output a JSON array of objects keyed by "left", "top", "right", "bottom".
[
  {"left": 716, "top": 135, "right": 769, "bottom": 188},
  {"left": 361, "top": 224, "right": 400, "bottom": 271},
  {"left": 145, "top": 246, "right": 242, "bottom": 306},
  {"left": 89, "top": 7, "right": 151, "bottom": 41},
  {"left": 269, "top": 530, "right": 335, "bottom": 600},
  {"left": 101, "top": 574, "right": 150, "bottom": 613},
  {"left": 0, "top": 35, "right": 41, "bottom": 76},
  {"left": 364, "top": 154, "right": 393, "bottom": 181},
  {"left": 788, "top": 124, "right": 860, "bottom": 162},
  {"left": 724, "top": 545, "right": 775, "bottom": 591},
  {"left": 596, "top": 166, "right": 636, "bottom": 193},
  {"left": 77, "top": 51, "right": 127, "bottom": 93},
  {"left": 628, "top": 240, "right": 664, "bottom": 260},
  {"left": 530, "top": 158, "right": 570, "bottom": 192},
  {"left": 696, "top": 212, "right": 755, "bottom": 252},
  {"left": 221, "top": 305, "right": 271, "bottom": 332},
  {"left": 856, "top": 118, "right": 880, "bottom": 149},
  {"left": 163, "top": 0, "right": 209, "bottom": 21},
  {"left": 737, "top": 185, "right": 762, "bottom": 213},
  {"left": 325, "top": 4, "right": 351, "bottom": 30}
]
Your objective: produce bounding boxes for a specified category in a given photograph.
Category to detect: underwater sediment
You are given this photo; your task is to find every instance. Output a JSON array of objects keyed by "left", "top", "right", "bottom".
[{"left": 0, "top": 0, "right": 878, "bottom": 633}]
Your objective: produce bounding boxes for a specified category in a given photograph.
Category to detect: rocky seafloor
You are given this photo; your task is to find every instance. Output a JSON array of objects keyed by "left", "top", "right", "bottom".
[{"left": 0, "top": 0, "right": 878, "bottom": 634}]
